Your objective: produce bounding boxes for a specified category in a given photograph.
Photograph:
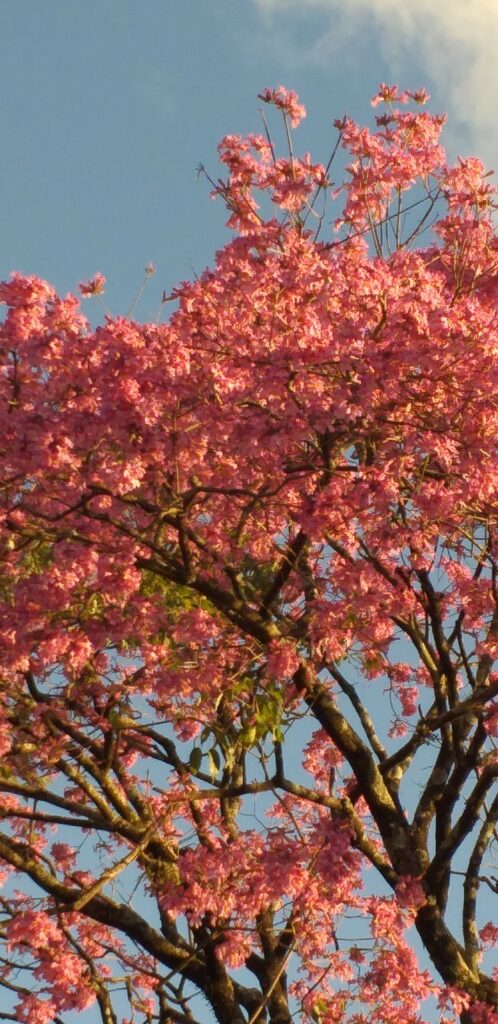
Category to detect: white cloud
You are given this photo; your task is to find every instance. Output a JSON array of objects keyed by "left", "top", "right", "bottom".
[{"left": 252, "top": 0, "right": 498, "bottom": 170}]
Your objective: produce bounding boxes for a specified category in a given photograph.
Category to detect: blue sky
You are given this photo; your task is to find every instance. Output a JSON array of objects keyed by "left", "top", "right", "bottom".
[{"left": 2, "top": 0, "right": 494, "bottom": 321}]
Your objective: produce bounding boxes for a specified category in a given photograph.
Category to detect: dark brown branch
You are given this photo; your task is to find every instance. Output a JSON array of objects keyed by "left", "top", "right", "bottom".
[
  {"left": 463, "top": 792, "right": 498, "bottom": 970},
  {"left": 425, "top": 764, "right": 498, "bottom": 890},
  {"left": 0, "top": 833, "right": 258, "bottom": 1024},
  {"left": 261, "top": 530, "right": 308, "bottom": 612},
  {"left": 295, "top": 667, "right": 417, "bottom": 875},
  {"left": 327, "top": 663, "right": 388, "bottom": 764}
]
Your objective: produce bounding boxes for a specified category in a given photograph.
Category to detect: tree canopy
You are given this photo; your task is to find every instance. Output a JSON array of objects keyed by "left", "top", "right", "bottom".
[{"left": 1, "top": 84, "right": 498, "bottom": 1024}]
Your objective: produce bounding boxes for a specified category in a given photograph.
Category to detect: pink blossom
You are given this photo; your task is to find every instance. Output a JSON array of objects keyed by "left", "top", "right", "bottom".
[
  {"left": 266, "top": 640, "right": 300, "bottom": 679},
  {"left": 79, "top": 272, "right": 106, "bottom": 296},
  {"left": 395, "top": 876, "right": 427, "bottom": 912},
  {"left": 480, "top": 922, "right": 498, "bottom": 948},
  {"left": 15, "top": 995, "right": 57, "bottom": 1024},
  {"left": 258, "top": 85, "right": 306, "bottom": 126}
]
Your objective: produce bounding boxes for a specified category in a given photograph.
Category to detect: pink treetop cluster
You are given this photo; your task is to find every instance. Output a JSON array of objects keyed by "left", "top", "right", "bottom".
[{"left": 0, "top": 85, "right": 498, "bottom": 1024}]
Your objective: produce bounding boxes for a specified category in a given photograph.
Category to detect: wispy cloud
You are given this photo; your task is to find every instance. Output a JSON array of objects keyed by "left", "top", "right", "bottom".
[{"left": 253, "top": 0, "right": 498, "bottom": 170}]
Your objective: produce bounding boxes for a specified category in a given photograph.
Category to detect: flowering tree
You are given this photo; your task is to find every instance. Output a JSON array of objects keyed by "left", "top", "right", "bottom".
[{"left": 1, "top": 84, "right": 498, "bottom": 1024}]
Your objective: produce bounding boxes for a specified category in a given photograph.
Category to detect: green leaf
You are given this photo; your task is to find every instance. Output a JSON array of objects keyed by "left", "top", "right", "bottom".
[
  {"left": 189, "top": 747, "right": 203, "bottom": 774},
  {"left": 207, "top": 748, "right": 220, "bottom": 779},
  {"left": 240, "top": 725, "right": 257, "bottom": 748}
]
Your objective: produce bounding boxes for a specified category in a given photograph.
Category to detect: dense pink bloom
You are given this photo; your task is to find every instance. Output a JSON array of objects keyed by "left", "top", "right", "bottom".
[
  {"left": 1, "top": 83, "right": 498, "bottom": 1024},
  {"left": 266, "top": 639, "right": 300, "bottom": 680}
]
